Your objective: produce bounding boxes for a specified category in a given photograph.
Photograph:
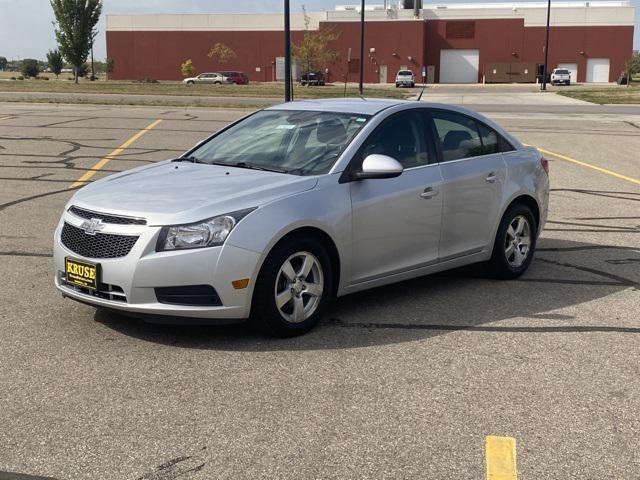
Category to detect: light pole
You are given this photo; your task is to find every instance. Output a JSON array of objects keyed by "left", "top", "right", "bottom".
[
  {"left": 284, "top": 0, "right": 292, "bottom": 101},
  {"left": 541, "top": 0, "right": 551, "bottom": 91},
  {"left": 359, "top": 0, "right": 365, "bottom": 95}
]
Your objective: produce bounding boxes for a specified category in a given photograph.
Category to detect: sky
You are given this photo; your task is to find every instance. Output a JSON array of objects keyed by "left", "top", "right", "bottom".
[{"left": 0, "top": 0, "right": 638, "bottom": 60}]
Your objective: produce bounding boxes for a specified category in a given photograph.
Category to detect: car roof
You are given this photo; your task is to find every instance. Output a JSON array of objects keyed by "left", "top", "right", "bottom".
[{"left": 266, "top": 98, "right": 407, "bottom": 115}]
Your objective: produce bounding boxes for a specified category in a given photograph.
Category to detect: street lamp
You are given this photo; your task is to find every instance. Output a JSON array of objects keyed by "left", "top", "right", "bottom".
[
  {"left": 359, "top": 0, "right": 365, "bottom": 95},
  {"left": 284, "top": 0, "right": 292, "bottom": 101},
  {"left": 541, "top": 0, "right": 551, "bottom": 91}
]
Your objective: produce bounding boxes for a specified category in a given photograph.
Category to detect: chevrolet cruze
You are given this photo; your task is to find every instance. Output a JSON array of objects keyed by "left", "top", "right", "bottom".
[{"left": 54, "top": 99, "right": 549, "bottom": 336}]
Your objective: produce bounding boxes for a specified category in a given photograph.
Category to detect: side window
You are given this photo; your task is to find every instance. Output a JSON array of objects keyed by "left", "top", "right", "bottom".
[
  {"left": 432, "top": 110, "right": 483, "bottom": 162},
  {"left": 478, "top": 122, "right": 515, "bottom": 154},
  {"left": 498, "top": 135, "right": 515, "bottom": 153},
  {"left": 478, "top": 123, "right": 499, "bottom": 155},
  {"left": 359, "top": 111, "right": 430, "bottom": 169}
]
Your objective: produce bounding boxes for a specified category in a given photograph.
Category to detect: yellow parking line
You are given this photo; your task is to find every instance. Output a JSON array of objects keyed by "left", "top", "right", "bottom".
[
  {"left": 69, "top": 119, "right": 162, "bottom": 189},
  {"left": 485, "top": 436, "right": 518, "bottom": 480},
  {"left": 535, "top": 146, "right": 640, "bottom": 187}
]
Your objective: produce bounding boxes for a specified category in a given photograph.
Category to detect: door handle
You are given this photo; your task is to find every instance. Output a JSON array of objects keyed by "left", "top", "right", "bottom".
[
  {"left": 420, "top": 187, "right": 439, "bottom": 199},
  {"left": 485, "top": 172, "right": 498, "bottom": 183}
]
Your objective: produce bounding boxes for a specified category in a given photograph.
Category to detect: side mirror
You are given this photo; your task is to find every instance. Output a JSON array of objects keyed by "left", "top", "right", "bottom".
[{"left": 354, "top": 154, "right": 404, "bottom": 180}]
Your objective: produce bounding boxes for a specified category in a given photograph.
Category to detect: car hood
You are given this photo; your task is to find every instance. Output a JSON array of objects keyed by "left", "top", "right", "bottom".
[{"left": 70, "top": 161, "right": 318, "bottom": 225}]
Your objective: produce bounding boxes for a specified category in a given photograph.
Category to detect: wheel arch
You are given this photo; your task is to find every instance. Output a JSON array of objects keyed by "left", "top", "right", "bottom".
[
  {"left": 263, "top": 226, "right": 341, "bottom": 298},
  {"left": 503, "top": 194, "right": 541, "bottom": 234}
]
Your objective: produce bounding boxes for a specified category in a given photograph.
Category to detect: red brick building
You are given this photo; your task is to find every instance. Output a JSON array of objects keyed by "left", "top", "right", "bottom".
[{"left": 106, "top": 1, "right": 635, "bottom": 84}]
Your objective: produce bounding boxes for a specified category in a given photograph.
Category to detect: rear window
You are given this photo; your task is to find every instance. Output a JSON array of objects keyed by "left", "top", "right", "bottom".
[
  {"left": 398, "top": 70, "right": 413, "bottom": 76},
  {"left": 555, "top": 69, "right": 570, "bottom": 74}
]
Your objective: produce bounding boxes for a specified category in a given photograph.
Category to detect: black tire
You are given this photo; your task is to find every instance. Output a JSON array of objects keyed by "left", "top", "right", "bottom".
[
  {"left": 486, "top": 204, "right": 537, "bottom": 279},
  {"left": 250, "top": 236, "right": 334, "bottom": 337},
  {"left": 395, "top": 83, "right": 400, "bottom": 88},
  {"left": 214, "top": 81, "right": 221, "bottom": 85},
  {"left": 187, "top": 81, "right": 194, "bottom": 85}
]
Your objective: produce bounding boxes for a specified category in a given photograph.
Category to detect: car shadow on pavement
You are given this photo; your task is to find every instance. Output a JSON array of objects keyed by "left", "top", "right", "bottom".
[{"left": 94, "top": 237, "right": 639, "bottom": 351}]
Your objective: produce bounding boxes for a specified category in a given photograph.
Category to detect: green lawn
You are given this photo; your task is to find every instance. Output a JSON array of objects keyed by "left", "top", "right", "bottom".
[
  {"left": 0, "top": 77, "right": 412, "bottom": 100},
  {"left": 557, "top": 85, "right": 640, "bottom": 104}
]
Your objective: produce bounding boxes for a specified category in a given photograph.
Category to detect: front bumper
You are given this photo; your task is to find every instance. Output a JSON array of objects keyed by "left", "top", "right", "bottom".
[{"left": 53, "top": 211, "right": 262, "bottom": 320}]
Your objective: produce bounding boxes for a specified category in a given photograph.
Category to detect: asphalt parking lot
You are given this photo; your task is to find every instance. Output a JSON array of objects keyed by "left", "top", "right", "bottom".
[{"left": 0, "top": 101, "right": 639, "bottom": 480}]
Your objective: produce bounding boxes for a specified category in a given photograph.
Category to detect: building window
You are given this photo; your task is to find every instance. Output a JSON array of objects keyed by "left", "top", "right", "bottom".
[{"left": 445, "top": 21, "right": 475, "bottom": 39}]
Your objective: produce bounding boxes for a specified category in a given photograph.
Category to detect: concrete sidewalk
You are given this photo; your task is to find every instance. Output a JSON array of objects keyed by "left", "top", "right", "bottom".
[{"left": 412, "top": 91, "right": 590, "bottom": 105}]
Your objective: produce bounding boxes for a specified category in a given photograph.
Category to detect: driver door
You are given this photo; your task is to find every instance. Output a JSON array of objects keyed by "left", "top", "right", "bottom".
[{"left": 348, "top": 110, "right": 443, "bottom": 285}]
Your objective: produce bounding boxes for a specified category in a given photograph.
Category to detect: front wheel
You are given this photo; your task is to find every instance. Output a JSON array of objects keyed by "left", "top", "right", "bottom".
[
  {"left": 486, "top": 204, "right": 537, "bottom": 279},
  {"left": 250, "top": 237, "right": 333, "bottom": 337}
]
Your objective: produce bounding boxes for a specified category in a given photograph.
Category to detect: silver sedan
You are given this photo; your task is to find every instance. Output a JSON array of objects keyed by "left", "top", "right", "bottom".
[{"left": 53, "top": 99, "right": 549, "bottom": 336}]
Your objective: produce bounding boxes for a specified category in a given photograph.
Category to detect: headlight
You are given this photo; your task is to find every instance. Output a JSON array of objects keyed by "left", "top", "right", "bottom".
[{"left": 156, "top": 208, "right": 255, "bottom": 252}]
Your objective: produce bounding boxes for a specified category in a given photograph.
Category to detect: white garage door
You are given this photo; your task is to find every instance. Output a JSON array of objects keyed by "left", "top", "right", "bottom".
[
  {"left": 557, "top": 63, "right": 578, "bottom": 84},
  {"left": 586, "top": 58, "right": 610, "bottom": 83},
  {"left": 440, "top": 49, "right": 479, "bottom": 83}
]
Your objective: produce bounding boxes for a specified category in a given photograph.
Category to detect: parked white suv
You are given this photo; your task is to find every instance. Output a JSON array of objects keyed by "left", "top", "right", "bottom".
[
  {"left": 550, "top": 69, "right": 571, "bottom": 86},
  {"left": 395, "top": 70, "right": 415, "bottom": 88}
]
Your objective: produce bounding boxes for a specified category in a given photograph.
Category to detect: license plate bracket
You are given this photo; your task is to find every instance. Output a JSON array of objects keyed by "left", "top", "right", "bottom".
[{"left": 65, "top": 257, "right": 100, "bottom": 290}]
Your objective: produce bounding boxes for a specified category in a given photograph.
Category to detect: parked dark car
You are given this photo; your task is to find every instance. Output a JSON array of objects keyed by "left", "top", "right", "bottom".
[
  {"left": 220, "top": 71, "right": 249, "bottom": 85},
  {"left": 300, "top": 72, "right": 325, "bottom": 86}
]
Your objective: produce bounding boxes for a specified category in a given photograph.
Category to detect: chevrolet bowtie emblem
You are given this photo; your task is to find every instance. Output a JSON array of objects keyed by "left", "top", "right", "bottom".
[{"left": 80, "top": 218, "right": 105, "bottom": 236}]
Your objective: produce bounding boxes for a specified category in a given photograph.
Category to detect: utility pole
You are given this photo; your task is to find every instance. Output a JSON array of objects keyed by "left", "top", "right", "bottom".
[
  {"left": 359, "top": 0, "right": 365, "bottom": 95},
  {"left": 541, "top": 0, "right": 551, "bottom": 91},
  {"left": 90, "top": 41, "right": 95, "bottom": 81},
  {"left": 284, "top": 0, "right": 292, "bottom": 101}
]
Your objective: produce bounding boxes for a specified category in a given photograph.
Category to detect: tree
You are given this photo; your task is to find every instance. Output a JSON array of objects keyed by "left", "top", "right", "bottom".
[
  {"left": 0, "top": 56, "right": 7, "bottom": 71},
  {"left": 292, "top": 8, "right": 340, "bottom": 76},
  {"left": 47, "top": 49, "right": 64, "bottom": 78},
  {"left": 624, "top": 54, "right": 640, "bottom": 87},
  {"left": 181, "top": 59, "right": 195, "bottom": 77},
  {"left": 50, "top": 0, "right": 102, "bottom": 83},
  {"left": 207, "top": 43, "right": 237, "bottom": 65},
  {"left": 21, "top": 59, "right": 40, "bottom": 78}
]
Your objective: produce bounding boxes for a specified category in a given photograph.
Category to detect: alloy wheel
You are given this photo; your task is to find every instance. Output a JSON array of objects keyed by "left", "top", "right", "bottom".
[
  {"left": 274, "top": 251, "right": 324, "bottom": 323},
  {"left": 505, "top": 215, "right": 532, "bottom": 268}
]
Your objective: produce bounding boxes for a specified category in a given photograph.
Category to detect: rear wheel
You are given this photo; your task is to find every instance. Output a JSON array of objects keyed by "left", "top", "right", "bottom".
[
  {"left": 250, "top": 237, "right": 333, "bottom": 337},
  {"left": 486, "top": 204, "right": 537, "bottom": 279}
]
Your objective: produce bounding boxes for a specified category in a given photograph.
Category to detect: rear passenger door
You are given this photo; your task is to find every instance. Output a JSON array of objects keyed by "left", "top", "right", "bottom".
[{"left": 429, "top": 109, "right": 508, "bottom": 260}]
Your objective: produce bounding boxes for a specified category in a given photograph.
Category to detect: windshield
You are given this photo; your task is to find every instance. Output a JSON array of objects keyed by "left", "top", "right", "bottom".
[{"left": 189, "top": 110, "right": 370, "bottom": 175}]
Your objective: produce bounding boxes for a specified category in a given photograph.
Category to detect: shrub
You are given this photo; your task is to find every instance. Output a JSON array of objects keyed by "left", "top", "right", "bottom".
[
  {"left": 17, "top": 76, "right": 24, "bottom": 80},
  {"left": 21, "top": 59, "right": 40, "bottom": 78},
  {"left": 181, "top": 59, "right": 195, "bottom": 77}
]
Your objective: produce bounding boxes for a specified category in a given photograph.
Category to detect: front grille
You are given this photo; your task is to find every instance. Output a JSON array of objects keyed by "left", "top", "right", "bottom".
[
  {"left": 69, "top": 206, "right": 146, "bottom": 225},
  {"left": 61, "top": 222, "right": 139, "bottom": 259},
  {"left": 155, "top": 285, "right": 222, "bottom": 306}
]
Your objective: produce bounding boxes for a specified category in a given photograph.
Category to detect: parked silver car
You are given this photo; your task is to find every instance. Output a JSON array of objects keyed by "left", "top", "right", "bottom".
[
  {"left": 182, "top": 72, "right": 225, "bottom": 85},
  {"left": 54, "top": 99, "right": 549, "bottom": 336}
]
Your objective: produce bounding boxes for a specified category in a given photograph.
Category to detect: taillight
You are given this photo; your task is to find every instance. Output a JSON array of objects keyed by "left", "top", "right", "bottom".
[{"left": 540, "top": 157, "right": 549, "bottom": 175}]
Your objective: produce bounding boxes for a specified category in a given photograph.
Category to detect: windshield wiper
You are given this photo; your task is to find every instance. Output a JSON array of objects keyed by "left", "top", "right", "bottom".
[
  {"left": 233, "top": 162, "right": 289, "bottom": 174},
  {"left": 172, "top": 156, "right": 204, "bottom": 163}
]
